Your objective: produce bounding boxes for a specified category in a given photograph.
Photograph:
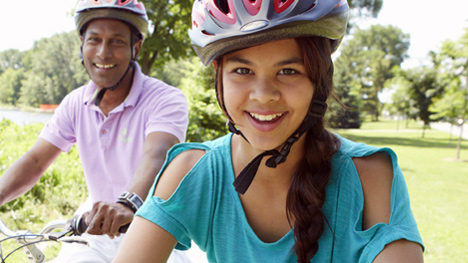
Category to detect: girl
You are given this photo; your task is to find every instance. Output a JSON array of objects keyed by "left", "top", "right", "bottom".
[{"left": 114, "top": 0, "right": 424, "bottom": 262}]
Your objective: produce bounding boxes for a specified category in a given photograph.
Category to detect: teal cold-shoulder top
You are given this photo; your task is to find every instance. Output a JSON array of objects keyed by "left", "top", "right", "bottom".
[{"left": 137, "top": 133, "right": 424, "bottom": 263}]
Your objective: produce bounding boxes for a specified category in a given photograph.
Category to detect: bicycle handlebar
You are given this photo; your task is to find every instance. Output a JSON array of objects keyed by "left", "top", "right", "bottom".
[
  {"left": 70, "top": 215, "right": 129, "bottom": 236},
  {"left": 0, "top": 215, "right": 129, "bottom": 263}
]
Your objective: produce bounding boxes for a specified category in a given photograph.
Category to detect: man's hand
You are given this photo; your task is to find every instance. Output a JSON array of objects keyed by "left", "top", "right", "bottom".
[{"left": 83, "top": 201, "right": 134, "bottom": 238}]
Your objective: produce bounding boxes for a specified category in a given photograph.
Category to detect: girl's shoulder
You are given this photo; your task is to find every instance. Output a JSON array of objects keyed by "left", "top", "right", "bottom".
[{"left": 154, "top": 134, "right": 233, "bottom": 200}]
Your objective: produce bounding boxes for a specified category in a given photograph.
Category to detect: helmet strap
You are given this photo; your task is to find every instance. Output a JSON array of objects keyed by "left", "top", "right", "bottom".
[
  {"left": 94, "top": 60, "right": 135, "bottom": 106},
  {"left": 232, "top": 100, "right": 327, "bottom": 194}
]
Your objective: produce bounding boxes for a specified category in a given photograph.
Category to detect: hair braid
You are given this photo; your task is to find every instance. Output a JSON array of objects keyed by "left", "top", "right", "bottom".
[{"left": 286, "top": 37, "right": 341, "bottom": 262}]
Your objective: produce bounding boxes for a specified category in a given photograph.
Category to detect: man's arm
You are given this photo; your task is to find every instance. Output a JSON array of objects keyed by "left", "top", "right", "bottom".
[
  {"left": 86, "top": 132, "right": 179, "bottom": 237},
  {"left": 0, "top": 138, "right": 62, "bottom": 205},
  {"left": 126, "top": 132, "right": 179, "bottom": 199}
]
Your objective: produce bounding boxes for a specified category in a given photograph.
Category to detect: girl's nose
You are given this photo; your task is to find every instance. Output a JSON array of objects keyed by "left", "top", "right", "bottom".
[{"left": 249, "top": 77, "right": 280, "bottom": 104}]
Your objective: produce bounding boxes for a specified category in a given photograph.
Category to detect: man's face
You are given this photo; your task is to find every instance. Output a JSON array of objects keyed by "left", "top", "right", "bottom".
[{"left": 81, "top": 19, "right": 137, "bottom": 89}]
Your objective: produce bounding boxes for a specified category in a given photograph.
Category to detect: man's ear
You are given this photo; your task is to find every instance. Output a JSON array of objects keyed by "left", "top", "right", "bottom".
[
  {"left": 133, "top": 40, "right": 143, "bottom": 59},
  {"left": 79, "top": 36, "right": 84, "bottom": 59}
]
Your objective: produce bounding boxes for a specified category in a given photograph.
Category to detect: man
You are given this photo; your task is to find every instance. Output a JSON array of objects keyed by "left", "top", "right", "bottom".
[{"left": 0, "top": 1, "right": 190, "bottom": 262}]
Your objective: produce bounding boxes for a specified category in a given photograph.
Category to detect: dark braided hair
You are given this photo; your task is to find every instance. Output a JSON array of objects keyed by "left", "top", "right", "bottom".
[{"left": 286, "top": 37, "right": 340, "bottom": 262}]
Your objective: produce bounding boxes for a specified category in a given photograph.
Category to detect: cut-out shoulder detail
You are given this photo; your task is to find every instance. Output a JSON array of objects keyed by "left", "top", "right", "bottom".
[
  {"left": 153, "top": 149, "right": 206, "bottom": 201},
  {"left": 353, "top": 151, "right": 393, "bottom": 230}
]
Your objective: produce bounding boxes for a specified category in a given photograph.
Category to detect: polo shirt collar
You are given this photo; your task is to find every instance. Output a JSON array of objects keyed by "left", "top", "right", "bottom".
[{"left": 83, "top": 63, "right": 145, "bottom": 108}]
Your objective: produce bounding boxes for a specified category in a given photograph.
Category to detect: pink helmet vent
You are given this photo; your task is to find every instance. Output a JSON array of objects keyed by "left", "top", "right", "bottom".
[
  {"left": 207, "top": 0, "right": 237, "bottom": 25},
  {"left": 243, "top": 0, "right": 262, "bottom": 16}
]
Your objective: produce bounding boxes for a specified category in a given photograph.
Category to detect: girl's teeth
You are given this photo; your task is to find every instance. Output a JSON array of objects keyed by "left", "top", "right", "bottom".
[{"left": 250, "top": 112, "right": 283, "bottom": 121}]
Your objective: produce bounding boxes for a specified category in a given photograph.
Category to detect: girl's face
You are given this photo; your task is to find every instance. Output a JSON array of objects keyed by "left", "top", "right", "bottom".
[{"left": 221, "top": 38, "right": 314, "bottom": 152}]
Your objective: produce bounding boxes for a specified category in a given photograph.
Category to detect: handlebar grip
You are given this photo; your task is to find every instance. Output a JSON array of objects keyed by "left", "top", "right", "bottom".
[{"left": 71, "top": 215, "right": 130, "bottom": 236}]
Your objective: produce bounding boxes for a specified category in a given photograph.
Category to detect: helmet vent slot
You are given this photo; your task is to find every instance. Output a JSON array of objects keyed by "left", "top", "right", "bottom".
[{"left": 215, "top": 0, "right": 230, "bottom": 14}]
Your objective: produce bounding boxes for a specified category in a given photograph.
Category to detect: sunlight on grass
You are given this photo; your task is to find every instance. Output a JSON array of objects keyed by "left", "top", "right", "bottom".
[{"left": 335, "top": 119, "right": 468, "bottom": 263}]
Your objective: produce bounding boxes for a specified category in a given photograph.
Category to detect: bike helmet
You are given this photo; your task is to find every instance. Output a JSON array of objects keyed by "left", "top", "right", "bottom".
[
  {"left": 75, "top": 0, "right": 149, "bottom": 40},
  {"left": 189, "top": 0, "right": 349, "bottom": 194},
  {"left": 189, "top": 0, "right": 349, "bottom": 65}
]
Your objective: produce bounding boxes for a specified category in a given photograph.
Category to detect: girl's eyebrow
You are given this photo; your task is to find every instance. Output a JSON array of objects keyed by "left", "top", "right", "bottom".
[
  {"left": 274, "top": 57, "right": 304, "bottom": 67},
  {"left": 225, "top": 56, "right": 252, "bottom": 65},
  {"left": 225, "top": 56, "right": 304, "bottom": 67}
]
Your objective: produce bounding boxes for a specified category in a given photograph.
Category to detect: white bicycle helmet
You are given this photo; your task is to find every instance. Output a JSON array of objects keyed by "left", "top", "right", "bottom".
[
  {"left": 75, "top": 0, "right": 149, "bottom": 39},
  {"left": 189, "top": 0, "right": 349, "bottom": 65}
]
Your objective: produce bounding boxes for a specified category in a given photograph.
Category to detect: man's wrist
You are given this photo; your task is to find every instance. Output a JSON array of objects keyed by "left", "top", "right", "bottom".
[{"left": 117, "top": 191, "right": 144, "bottom": 213}]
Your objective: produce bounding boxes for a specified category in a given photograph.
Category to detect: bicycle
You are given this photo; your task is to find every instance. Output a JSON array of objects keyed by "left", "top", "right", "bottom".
[{"left": 0, "top": 215, "right": 129, "bottom": 263}]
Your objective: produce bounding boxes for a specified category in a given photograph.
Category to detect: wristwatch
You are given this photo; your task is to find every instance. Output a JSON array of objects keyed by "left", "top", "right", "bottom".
[{"left": 117, "top": 191, "right": 144, "bottom": 213}]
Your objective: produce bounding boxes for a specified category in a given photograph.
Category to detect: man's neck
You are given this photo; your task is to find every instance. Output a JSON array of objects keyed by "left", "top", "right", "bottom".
[{"left": 98, "top": 67, "right": 135, "bottom": 116}]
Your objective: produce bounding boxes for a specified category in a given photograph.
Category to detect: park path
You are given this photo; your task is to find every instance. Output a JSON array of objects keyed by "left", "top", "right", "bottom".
[{"left": 430, "top": 122, "right": 468, "bottom": 140}]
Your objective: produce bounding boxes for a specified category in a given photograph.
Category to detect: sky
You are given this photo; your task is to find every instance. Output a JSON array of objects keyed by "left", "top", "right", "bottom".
[{"left": 1, "top": 0, "right": 468, "bottom": 69}]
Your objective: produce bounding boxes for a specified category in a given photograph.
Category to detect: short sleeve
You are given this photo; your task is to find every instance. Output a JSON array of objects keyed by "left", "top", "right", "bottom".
[
  {"left": 136, "top": 143, "right": 214, "bottom": 251},
  {"left": 144, "top": 87, "right": 188, "bottom": 143},
  {"left": 39, "top": 93, "right": 77, "bottom": 152},
  {"left": 358, "top": 148, "right": 424, "bottom": 262}
]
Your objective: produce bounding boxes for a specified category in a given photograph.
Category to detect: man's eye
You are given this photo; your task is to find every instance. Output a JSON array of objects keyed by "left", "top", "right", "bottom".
[{"left": 235, "top": 68, "right": 252, "bottom": 74}]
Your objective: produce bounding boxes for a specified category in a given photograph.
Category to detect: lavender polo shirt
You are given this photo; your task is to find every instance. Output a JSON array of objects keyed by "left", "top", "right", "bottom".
[{"left": 39, "top": 64, "right": 188, "bottom": 203}]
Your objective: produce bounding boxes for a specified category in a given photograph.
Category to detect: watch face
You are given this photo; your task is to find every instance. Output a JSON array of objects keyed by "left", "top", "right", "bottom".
[{"left": 120, "top": 192, "right": 143, "bottom": 208}]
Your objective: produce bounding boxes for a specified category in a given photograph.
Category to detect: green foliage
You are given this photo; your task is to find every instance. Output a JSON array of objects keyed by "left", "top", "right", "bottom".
[
  {"left": 139, "top": 0, "right": 193, "bottom": 74},
  {"left": 347, "top": 0, "right": 383, "bottom": 31},
  {"left": 435, "top": 28, "right": 468, "bottom": 123},
  {"left": 329, "top": 50, "right": 363, "bottom": 129},
  {"left": 177, "top": 57, "right": 228, "bottom": 142},
  {"left": 0, "top": 49, "right": 25, "bottom": 74},
  {"left": 0, "top": 120, "right": 86, "bottom": 231},
  {"left": 18, "top": 32, "right": 86, "bottom": 107},
  {"left": 0, "top": 68, "right": 24, "bottom": 105},
  {"left": 395, "top": 67, "right": 444, "bottom": 129},
  {"left": 336, "top": 24, "right": 410, "bottom": 121}
]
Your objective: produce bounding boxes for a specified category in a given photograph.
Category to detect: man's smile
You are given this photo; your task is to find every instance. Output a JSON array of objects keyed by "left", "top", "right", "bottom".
[{"left": 94, "top": 63, "right": 116, "bottom": 69}]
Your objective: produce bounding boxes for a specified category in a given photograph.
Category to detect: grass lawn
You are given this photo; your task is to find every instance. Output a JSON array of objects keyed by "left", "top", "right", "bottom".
[{"left": 335, "top": 119, "right": 468, "bottom": 263}]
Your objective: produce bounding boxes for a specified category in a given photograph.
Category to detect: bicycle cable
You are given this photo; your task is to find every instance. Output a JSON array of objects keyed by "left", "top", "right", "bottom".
[{"left": 0, "top": 238, "right": 53, "bottom": 263}]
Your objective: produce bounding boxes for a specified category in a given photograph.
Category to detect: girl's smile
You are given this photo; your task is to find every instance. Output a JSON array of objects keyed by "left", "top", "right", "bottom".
[{"left": 221, "top": 38, "right": 314, "bottom": 152}]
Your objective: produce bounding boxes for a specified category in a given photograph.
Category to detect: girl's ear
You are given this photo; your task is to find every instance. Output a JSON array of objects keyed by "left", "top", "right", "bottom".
[{"left": 212, "top": 60, "right": 218, "bottom": 70}]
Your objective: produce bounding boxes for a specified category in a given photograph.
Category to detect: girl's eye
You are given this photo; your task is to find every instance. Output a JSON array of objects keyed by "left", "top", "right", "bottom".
[
  {"left": 279, "top": 68, "right": 298, "bottom": 75},
  {"left": 234, "top": 68, "right": 252, "bottom": 75}
]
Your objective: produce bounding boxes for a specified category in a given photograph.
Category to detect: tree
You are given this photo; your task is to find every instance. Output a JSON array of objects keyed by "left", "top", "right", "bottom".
[
  {"left": 0, "top": 49, "right": 25, "bottom": 74},
  {"left": 347, "top": 0, "right": 383, "bottom": 30},
  {"left": 139, "top": 0, "right": 193, "bottom": 75},
  {"left": 19, "top": 32, "right": 86, "bottom": 107},
  {"left": 336, "top": 25, "right": 410, "bottom": 121},
  {"left": 396, "top": 67, "right": 444, "bottom": 137},
  {"left": 329, "top": 53, "right": 363, "bottom": 128},
  {"left": 385, "top": 76, "right": 418, "bottom": 129},
  {"left": 0, "top": 68, "right": 24, "bottom": 105},
  {"left": 176, "top": 57, "right": 227, "bottom": 142},
  {"left": 437, "top": 28, "right": 468, "bottom": 124}
]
